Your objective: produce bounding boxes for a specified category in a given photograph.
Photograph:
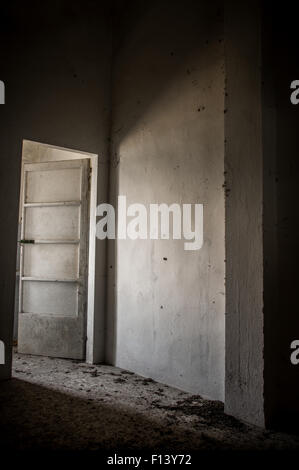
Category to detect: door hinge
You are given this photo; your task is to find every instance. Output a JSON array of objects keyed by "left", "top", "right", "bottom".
[{"left": 88, "top": 166, "right": 92, "bottom": 191}]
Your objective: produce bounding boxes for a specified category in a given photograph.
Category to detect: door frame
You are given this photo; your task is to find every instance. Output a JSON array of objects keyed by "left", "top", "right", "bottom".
[{"left": 18, "top": 139, "right": 98, "bottom": 362}]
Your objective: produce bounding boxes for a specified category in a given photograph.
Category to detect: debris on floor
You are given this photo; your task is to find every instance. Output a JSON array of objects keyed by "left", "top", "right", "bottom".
[{"left": 0, "top": 353, "right": 298, "bottom": 451}]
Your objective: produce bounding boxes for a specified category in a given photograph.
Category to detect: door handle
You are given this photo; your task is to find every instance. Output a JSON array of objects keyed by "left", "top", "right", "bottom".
[{"left": 19, "top": 239, "right": 35, "bottom": 244}]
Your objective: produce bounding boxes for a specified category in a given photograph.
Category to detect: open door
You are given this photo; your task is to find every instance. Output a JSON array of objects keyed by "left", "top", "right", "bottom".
[{"left": 18, "top": 159, "right": 90, "bottom": 359}]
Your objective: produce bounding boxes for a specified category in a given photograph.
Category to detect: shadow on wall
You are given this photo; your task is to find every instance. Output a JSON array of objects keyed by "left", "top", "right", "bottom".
[
  {"left": 110, "top": 0, "right": 224, "bottom": 158},
  {"left": 262, "top": 0, "right": 299, "bottom": 431}
]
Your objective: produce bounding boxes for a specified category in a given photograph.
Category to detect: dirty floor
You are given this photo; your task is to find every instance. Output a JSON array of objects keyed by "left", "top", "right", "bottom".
[{"left": 0, "top": 352, "right": 298, "bottom": 452}]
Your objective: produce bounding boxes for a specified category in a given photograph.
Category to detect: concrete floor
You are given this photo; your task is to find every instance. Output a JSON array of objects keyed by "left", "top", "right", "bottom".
[{"left": 0, "top": 352, "right": 298, "bottom": 451}]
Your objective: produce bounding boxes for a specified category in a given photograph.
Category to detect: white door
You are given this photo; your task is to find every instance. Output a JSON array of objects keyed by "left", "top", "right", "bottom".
[{"left": 18, "top": 159, "right": 90, "bottom": 359}]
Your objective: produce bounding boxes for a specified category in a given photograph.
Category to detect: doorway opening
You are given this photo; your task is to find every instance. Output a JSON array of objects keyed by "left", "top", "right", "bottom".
[{"left": 13, "top": 140, "right": 98, "bottom": 362}]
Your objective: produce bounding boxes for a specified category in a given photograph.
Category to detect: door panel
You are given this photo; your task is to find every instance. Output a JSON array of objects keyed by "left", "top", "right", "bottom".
[
  {"left": 22, "top": 281, "right": 78, "bottom": 316},
  {"left": 26, "top": 167, "right": 81, "bottom": 202},
  {"left": 18, "top": 159, "right": 89, "bottom": 359},
  {"left": 24, "top": 205, "right": 80, "bottom": 240},
  {"left": 23, "top": 244, "right": 79, "bottom": 279}
]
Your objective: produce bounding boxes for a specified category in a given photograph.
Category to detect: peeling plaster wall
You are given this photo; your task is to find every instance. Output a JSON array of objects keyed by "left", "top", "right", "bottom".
[
  {"left": 0, "top": 1, "right": 111, "bottom": 379},
  {"left": 107, "top": 0, "right": 225, "bottom": 400}
]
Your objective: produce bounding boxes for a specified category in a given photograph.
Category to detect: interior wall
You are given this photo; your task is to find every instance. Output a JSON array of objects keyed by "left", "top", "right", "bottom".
[
  {"left": 224, "top": 0, "right": 299, "bottom": 431},
  {"left": 262, "top": 1, "right": 299, "bottom": 431},
  {"left": 0, "top": 1, "right": 112, "bottom": 379},
  {"left": 224, "top": 0, "right": 265, "bottom": 426},
  {"left": 107, "top": 0, "right": 225, "bottom": 400}
]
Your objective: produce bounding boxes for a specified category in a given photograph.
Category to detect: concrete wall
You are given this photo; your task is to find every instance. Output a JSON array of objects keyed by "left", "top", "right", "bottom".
[
  {"left": 224, "top": 1, "right": 265, "bottom": 426},
  {"left": 262, "top": 1, "right": 299, "bottom": 431},
  {"left": 225, "top": 0, "right": 299, "bottom": 431},
  {"left": 107, "top": 0, "right": 225, "bottom": 400},
  {"left": 0, "top": 1, "right": 111, "bottom": 379}
]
